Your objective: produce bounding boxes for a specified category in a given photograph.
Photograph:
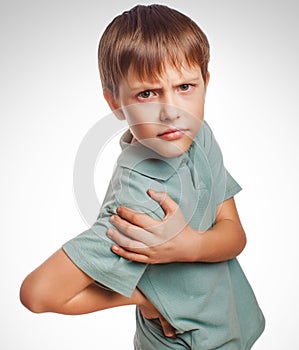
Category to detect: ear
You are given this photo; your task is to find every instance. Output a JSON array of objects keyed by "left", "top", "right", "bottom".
[
  {"left": 103, "top": 90, "right": 126, "bottom": 120},
  {"left": 205, "top": 71, "right": 210, "bottom": 88}
]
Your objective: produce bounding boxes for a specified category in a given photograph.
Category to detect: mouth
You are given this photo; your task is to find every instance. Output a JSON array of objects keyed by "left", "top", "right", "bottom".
[{"left": 157, "top": 128, "right": 188, "bottom": 141}]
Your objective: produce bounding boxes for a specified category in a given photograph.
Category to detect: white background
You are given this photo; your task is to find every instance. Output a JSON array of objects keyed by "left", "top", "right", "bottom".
[{"left": 1, "top": 0, "right": 298, "bottom": 349}]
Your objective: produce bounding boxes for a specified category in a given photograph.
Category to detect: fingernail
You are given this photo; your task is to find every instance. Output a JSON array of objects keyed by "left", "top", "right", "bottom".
[
  {"left": 148, "top": 189, "right": 157, "bottom": 196},
  {"left": 112, "top": 245, "right": 119, "bottom": 251},
  {"left": 107, "top": 228, "right": 113, "bottom": 237},
  {"left": 149, "top": 189, "right": 163, "bottom": 201}
]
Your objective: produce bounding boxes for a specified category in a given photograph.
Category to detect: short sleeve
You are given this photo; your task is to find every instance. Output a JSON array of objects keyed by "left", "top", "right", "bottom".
[
  {"left": 223, "top": 170, "right": 242, "bottom": 202},
  {"left": 62, "top": 161, "right": 166, "bottom": 298}
]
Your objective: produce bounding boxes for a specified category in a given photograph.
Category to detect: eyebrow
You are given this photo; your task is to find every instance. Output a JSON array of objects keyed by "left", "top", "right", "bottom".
[{"left": 129, "top": 76, "right": 202, "bottom": 92}]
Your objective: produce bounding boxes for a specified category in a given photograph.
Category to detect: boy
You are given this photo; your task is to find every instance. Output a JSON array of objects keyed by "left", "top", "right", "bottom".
[{"left": 20, "top": 4, "right": 265, "bottom": 349}]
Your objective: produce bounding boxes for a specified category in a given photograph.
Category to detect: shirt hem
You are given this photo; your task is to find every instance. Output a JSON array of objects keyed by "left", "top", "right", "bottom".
[
  {"left": 62, "top": 244, "right": 140, "bottom": 298},
  {"left": 244, "top": 315, "right": 266, "bottom": 349}
]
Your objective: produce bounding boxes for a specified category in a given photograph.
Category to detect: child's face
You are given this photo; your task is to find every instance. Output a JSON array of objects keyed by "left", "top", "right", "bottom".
[{"left": 105, "top": 63, "right": 209, "bottom": 157}]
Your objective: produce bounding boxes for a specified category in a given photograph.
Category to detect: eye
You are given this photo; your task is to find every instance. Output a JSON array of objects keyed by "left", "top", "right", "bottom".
[
  {"left": 138, "top": 90, "right": 153, "bottom": 99},
  {"left": 179, "top": 84, "right": 192, "bottom": 92}
]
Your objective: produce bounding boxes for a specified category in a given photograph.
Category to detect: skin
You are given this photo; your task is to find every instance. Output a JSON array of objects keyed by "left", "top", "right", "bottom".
[
  {"left": 109, "top": 190, "right": 246, "bottom": 264},
  {"left": 20, "top": 62, "right": 246, "bottom": 340},
  {"left": 20, "top": 249, "right": 175, "bottom": 337},
  {"left": 105, "top": 64, "right": 209, "bottom": 158},
  {"left": 105, "top": 62, "right": 246, "bottom": 264}
]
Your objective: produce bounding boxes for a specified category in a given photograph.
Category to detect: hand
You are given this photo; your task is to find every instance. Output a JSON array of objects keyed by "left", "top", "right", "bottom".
[
  {"left": 136, "top": 288, "right": 176, "bottom": 338},
  {"left": 107, "top": 189, "right": 199, "bottom": 264}
]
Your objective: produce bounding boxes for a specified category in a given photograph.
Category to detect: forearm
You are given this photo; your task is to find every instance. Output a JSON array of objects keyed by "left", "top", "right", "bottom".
[
  {"left": 20, "top": 249, "right": 144, "bottom": 315},
  {"left": 192, "top": 218, "right": 247, "bottom": 263},
  {"left": 108, "top": 195, "right": 246, "bottom": 265},
  {"left": 58, "top": 284, "right": 144, "bottom": 315},
  {"left": 63, "top": 282, "right": 176, "bottom": 338}
]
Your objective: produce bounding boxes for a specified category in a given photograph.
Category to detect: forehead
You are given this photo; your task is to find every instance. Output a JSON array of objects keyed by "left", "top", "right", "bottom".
[{"left": 124, "top": 62, "right": 203, "bottom": 88}]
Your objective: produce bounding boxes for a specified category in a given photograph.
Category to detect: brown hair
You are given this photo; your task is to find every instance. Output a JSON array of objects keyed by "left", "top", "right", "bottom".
[{"left": 98, "top": 4, "right": 210, "bottom": 97}]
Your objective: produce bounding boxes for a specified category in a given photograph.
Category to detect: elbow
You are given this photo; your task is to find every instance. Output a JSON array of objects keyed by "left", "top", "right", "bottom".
[
  {"left": 237, "top": 229, "right": 247, "bottom": 256},
  {"left": 19, "top": 275, "right": 49, "bottom": 314}
]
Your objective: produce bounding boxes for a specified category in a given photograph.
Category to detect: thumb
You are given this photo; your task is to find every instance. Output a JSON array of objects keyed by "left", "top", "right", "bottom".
[
  {"left": 147, "top": 189, "right": 178, "bottom": 214},
  {"left": 159, "top": 315, "right": 176, "bottom": 338}
]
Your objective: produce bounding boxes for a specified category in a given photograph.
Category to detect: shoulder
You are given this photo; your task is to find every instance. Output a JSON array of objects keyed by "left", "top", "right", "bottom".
[
  {"left": 192, "top": 121, "right": 225, "bottom": 180},
  {"left": 195, "top": 120, "right": 218, "bottom": 152}
]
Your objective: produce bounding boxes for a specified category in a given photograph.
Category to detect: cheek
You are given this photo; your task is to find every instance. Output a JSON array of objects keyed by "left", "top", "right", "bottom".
[
  {"left": 180, "top": 94, "right": 205, "bottom": 120},
  {"left": 192, "top": 94, "right": 205, "bottom": 113},
  {"left": 124, "top": 103, "right": 160, "bottom": 127},
  {"left": 192, "top": 99, "right": 205, "bottom": 124},
  {"left": 130, "top": 125, "right": 146, "bottom": 139},
  {"left": 124, "top": 103, "right": 162, "bottom": 141},
  {"left": 130, "top": 124, "right": 156, "bottom": 141}
]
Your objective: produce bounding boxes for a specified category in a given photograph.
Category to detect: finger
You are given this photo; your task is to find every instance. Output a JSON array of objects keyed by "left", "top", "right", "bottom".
[
  {"left": 110, "top": 215, "right": 147, "bottom": 240},
  {"left": 116, "top": 206, "right": 158, "bottom": 228},
  {"left": 107, "top": 228, "right": 147, "bottom": 250},
  {"left": 111, "top": 245, "right": 150, "bottom": 263},
  {"left": 159, "top": 315, "right": 176, "bottom": 338},
  {"left": 110, "top": 215, "right": 157, "bottom": 245},
  {"left": 147, "top": 189, "right": 178, "bottom": 216}
]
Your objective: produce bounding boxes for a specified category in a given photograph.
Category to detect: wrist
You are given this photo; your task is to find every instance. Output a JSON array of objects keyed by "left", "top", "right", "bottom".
[{"left": 181, "top": 226, "right": 202, "bottom": 262}]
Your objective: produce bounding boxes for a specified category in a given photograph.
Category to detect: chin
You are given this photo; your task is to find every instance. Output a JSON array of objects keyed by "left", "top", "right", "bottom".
[
  {"left": 156, "top": 148, "right": 185, "bottom": 158},
  {"left": 142, "top": 139, "right": 190, "bottom": 158}
]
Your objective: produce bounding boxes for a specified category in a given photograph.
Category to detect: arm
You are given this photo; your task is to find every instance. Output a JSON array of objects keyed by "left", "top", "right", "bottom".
[
  {"left": 191, "top": 195, "right": 246, "bottom": 262},
  {"left": 20, "top": 248, "right": 139, "bottom": 314},
  {"left": 20, "top": 248, "right": 176, "bottom": 337},
  {"left": 107, "top": 190, "right": 246, "bottom": 264}
]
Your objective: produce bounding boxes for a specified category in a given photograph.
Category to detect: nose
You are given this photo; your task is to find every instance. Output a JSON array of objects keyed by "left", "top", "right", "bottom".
[{"left": 159, "top": 103, "right": 181, "bottom": 122}]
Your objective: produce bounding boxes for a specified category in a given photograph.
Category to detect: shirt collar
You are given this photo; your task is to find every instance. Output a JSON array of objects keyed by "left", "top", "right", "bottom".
[{"left": 117, "top": 129, "right": 188, "bottom": 181}]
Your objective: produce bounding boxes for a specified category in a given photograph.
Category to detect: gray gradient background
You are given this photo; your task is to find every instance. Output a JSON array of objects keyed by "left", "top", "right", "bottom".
[{"left": 1, "top": 0, "right": 298, "bottom": 349}]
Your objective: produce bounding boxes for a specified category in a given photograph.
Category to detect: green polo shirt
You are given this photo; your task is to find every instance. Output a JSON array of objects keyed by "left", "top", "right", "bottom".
[{"left": 63, "top": 120, "right": 265, "bottom": 348}]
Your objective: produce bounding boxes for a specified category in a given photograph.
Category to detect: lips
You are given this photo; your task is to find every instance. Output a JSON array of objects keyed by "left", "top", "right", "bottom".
[{"left": 158, "top": 128, "right": 187, "bottom": 141}]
